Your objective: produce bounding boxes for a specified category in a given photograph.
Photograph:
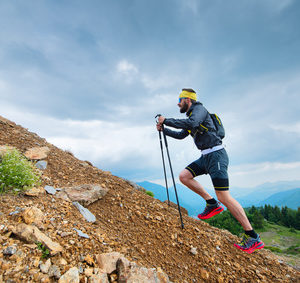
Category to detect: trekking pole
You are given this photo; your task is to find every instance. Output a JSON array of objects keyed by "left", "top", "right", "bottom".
[
  {"left": 155, "top": 115, "right": 170, "bottom": 206},
  {"left": 156, "top": 114, "right": 184, "bottom": 229}
]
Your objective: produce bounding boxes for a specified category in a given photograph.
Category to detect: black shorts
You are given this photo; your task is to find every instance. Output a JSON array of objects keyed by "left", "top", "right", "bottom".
[{"left": 185, "top": 148, "right": 229, "bottom": 191}]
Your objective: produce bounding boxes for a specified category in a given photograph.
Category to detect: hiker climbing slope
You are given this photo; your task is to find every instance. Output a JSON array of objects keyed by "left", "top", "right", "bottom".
[{"left": 156, "top": 88, "right": 264, "bottom": 254}]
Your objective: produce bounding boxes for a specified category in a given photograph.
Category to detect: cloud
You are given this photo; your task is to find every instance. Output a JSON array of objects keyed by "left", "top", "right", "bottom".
[
  {"left": 117, "top": 60, "right": 138, "bottom": 76},
  {"left": 230, "top": 161, "right": 300, "bottom": 187}
]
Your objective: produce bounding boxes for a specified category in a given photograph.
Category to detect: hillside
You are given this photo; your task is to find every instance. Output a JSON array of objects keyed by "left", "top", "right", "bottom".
[{"left": 0, "top": 115, "right": 299, "bottom": 282}]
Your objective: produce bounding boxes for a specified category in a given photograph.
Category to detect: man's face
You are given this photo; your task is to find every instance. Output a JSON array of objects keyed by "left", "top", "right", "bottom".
[{"left": 178, "top": 98, "right": 189, "bottom": 113}]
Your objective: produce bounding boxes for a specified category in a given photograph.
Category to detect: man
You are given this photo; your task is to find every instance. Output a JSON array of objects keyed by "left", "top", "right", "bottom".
[{"left": 156, "top": 88, "right": 264, "bottom": 254}]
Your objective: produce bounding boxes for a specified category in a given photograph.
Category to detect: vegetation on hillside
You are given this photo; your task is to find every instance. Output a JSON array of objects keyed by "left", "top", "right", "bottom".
[
  {"left": 205, "top": 205, "right": 300, "bottom": 235},
  {"left": 0, "top": 148, "right": 41, "bottom": 193}
]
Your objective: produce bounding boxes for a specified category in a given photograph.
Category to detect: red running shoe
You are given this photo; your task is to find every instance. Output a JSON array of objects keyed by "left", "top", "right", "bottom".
[
  {"left": 234, "top": 234, "right": 265, "bottom": 254},
  {"left": 198, "top": 202, "right": 224, "bottom": 220}
]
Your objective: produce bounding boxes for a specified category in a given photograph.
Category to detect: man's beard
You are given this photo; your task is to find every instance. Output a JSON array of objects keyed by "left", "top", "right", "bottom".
[{"left": 180, "top": 101, "right": 188, "bottom": 113}]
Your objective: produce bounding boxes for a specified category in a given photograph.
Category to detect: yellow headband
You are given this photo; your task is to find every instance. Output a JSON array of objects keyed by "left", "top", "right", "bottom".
[{"left": 179, "top": 90, "right": 197, "bottom": 101}]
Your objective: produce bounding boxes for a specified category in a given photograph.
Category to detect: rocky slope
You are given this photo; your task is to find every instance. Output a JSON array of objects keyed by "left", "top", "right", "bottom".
[{"left": 0, "top": 115, "right": 299, "bottom": 282}]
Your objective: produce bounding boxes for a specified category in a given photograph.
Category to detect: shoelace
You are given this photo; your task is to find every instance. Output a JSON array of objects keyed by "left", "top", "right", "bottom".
[{"left": 240, "top": 234, "right": 250, "bottom": 246}]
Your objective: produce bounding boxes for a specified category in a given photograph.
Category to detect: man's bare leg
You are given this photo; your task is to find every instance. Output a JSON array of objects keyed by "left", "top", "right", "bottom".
[
  {"left": 216, "top": 191, "right": 252, "bottom": 231},
  {"left": 179, "top": 169, "right": 213, "bottom": 200}
]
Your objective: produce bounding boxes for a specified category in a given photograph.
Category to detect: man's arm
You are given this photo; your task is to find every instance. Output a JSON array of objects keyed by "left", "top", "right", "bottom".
[
  {"left": 163, "top": 127, "right": 189, "bottom": 140},
  {"left": 163, "top": 105, "right": 207, "bottom": 130}
]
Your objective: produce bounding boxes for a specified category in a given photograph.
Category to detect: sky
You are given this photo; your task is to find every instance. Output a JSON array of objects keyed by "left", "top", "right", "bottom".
[{"left": 0, "top": 0, "right": 299, "bottom": 190}]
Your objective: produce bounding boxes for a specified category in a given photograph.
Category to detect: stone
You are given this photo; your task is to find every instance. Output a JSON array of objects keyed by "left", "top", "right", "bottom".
[
  {"left": 73, "top": 202, "right": 96, "bottom": 223},
  {"left": 48, "top": 265, "right": 61, "bottom": 279},
  {"left": 36, "top": 160, "right": 48, "bottom": 170},
  {"left": 55, "top": 191, "right": 71, "bottom": 202},
  {"left": 116, "top": 257, "right": 131, "bottom": 283},
  {"left": 58, "top": 267, "right": 79, "bottom": 283},
  {"left": 40, "top": 259, "right": 51, "bottom": 273},
  {"left": 21, "top": 207, "right": 45, "bottom": 228},
  {"left": 25, "top": 187, "right": 45, "bottom": 196},
  {"left": 156, "top": 267, "right": 170, "bottom": 283},
  {"left": 200, "top": 268, "right": 210, "bottom": 280},
  {"left": 12, "top": 224, "right": 63, "bottom": 255},
  {"left": 3, "top": 246, "right": 17, "bottom": 256},
  {"left": 58, "top": 258, "right": 68, "bottom": 266},
  {"left": 84, "top": 255, "right": 95, "bottom": 266},
  {"left": 84, "top": 268, "right": 94, "bottom": 277},
  {"left": 44, "top": 186, "right": 57, "bottom": 195},
  {"left": 24, "top": 146, "right": 50, "bottom": 160},
  {"left": 60, "top": 184, "right": 109, "bottom": 206},
  {"left": 190, "top": 247, "right": 198, "bottom": 255},
  {"left": 96, "top": 252, "right": 122, "bottom": 274},
  {"left": 73, "top": 228, "right": 89, "bottom": 239},
  {"left": 89, "top": 273, "right": 109, "bottom": 283}
]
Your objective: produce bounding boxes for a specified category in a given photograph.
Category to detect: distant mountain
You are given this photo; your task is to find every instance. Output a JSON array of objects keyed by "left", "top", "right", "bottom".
[
  {"left": 138, "top": 180, "right": 300, "bottom": 215},
  {"left": 257, "top": 188, "right": 300, "bottom": 209},
  {"left": 231, "top": 180, "right": 300, "bottom": 207},
  {"left": 137, "top": 181, "right": 213, "bottom": 217}
]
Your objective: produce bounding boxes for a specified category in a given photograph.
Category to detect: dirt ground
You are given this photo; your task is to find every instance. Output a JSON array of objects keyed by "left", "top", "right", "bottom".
[{"left": 0, "top": 115, "right": 299, "bottom": 282}]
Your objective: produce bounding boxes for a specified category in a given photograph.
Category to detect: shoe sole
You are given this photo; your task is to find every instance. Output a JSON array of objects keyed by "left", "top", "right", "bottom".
[
  {"left": 234, "top": 242, "right": 265, "bottom": 254},
  {"left": 198, "top": 206, "right": 224, "bottom": 220}
]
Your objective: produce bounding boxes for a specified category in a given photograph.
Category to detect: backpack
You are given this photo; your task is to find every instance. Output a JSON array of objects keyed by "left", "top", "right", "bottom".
[{"left": 209, "top": 113, "right": 225, "bottom": 139}]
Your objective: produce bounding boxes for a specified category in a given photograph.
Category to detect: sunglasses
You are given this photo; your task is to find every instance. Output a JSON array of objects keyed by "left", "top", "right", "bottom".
[{"left": 178, "top": 97, "right": 187, "bottom": 103}]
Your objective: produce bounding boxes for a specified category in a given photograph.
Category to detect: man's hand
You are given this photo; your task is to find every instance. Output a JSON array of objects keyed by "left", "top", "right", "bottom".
[
  {"left": 156, "top": 123, "right": 163, "bottom": 131},
  {"left": 158, "top": 116, "right": 165, "bottom": 125}
]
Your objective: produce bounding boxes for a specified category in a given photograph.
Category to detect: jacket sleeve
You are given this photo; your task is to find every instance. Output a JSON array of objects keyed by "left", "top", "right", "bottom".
[
  {"left": 163, "top": 127, "right": 189, "bottom": 140},
  {"left": 164, "top": 104, "right": 207, "bottom": 130}
]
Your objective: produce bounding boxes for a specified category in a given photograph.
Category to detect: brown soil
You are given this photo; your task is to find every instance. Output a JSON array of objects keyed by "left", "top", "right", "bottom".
[{"left": 0, "top": 115, "right": 299, "bottom": 282}]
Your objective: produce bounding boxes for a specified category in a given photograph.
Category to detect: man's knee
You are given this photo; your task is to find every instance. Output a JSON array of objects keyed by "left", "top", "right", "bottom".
[
  {"left": 216, "top": 191, "right": 231, "bottom": 205},
  {"left": 179, "top": 169, "right": 193, "bottom": 184}
]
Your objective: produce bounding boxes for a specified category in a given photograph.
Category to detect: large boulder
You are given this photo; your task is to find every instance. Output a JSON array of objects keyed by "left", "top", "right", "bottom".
[
  {"left": 11, "top": 223, "right": 63, "bottom": 255},
  {"left": 24, "top": 146, "right": 50, "bottom": 160},
  {"left": 57, "top": 184, "right": 108, "bottom": 206}
]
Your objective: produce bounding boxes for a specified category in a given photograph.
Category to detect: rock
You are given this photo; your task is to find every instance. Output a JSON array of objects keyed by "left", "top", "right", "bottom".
[
  {"left": 40, "top": 259, "right": 51, "bottom": 273},
  {"left": 25, "top": 187, "right": 45, "bottom": 196},
  {"left": 58, "top": 267, "right": 79, "bottom": 283},
  {"left": 12, "top": 223, "right": 63, "bottom": 255},
  {"left": 44, "top": 186, "right": 57, "bottom": 195},
  {"left": 55, "top": 191, "right": 71, "bottom": 202},
  {"left": 96, "top": 252, "right": 122, "bottom": 274},
  {"left": 74, "top": 228, "right": 89, "bottom": 239},
  {"left": 89, "top": 273, "right": 109, "bottom": 283},
  {"left": 84, "top": 255, "right": 95, "bottom": 266},
  {"left": 73, "top": 202, "right": 96, "bottom": 223},
  {"left": 36, "top": 160, "right": 48, "bottom": 170},
  {"left": 190, "top": 247, "right": 198, "bottom": 255},
  {"left": 24, "top": 146, "right": 50, "bottom": 160},
  {"left": 84, "top": 268, "right": 94, "bottom": 277},
  {"left": 116, "top": 256, "right": 131, "bottom": 283},
  {"left": 58, "top": 258, "right": 68, "bottom": 266},
  {"left": 60, "top": 184, "right": 109, "bottom": 206},
  {"left": 156, "top": 267, "right": 170, "bottom": 283},
  {"left": 200, "top": 268, "right": 209, "bottom": 280},
  {"left": 48, "top": 265, "right": 61, "bottom": 279},
  {"left": 3, "top": 246, "right": 17, "bottom": 256},
  {"left": 116, "top": 256, "right": 170, "bottom": 283},
  {"left": 21, "top": 207, "right": 45, "bottom": 228}
]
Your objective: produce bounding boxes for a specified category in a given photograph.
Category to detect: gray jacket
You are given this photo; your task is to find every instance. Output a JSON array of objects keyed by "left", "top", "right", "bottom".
[{"left": 163, "top": 102, "right": 222, "bottom": 150}]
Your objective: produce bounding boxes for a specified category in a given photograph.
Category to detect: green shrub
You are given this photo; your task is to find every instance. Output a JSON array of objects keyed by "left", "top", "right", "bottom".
[
  {"left": 36, "top": 242, "right": 50, "bottom": 259},
  {"left": 145, "top": 190, "right": 154, "bottom": 197},
  {"left": 0, "top": 148, "right": 41, "bottom": 193},
  {"left": 264, "top": 246, "right": 282, "bottom": 253}
]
